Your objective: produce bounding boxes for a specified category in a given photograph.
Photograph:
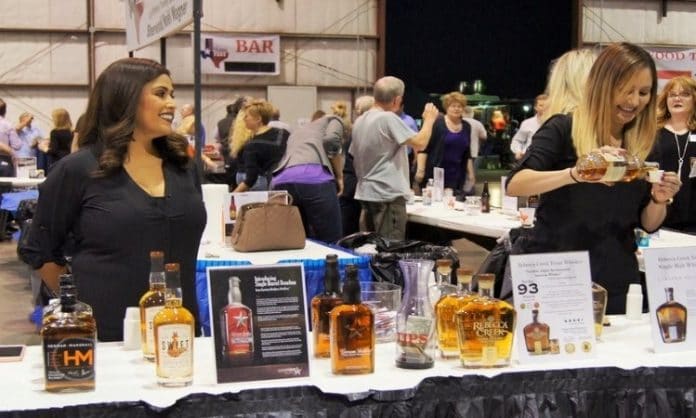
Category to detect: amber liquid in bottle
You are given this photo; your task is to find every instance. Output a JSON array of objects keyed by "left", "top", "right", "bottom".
[
  {"left": 43, "top": 274, "right": 94, "bottom": 327},
  {"left": 435, "top": 267, "right": 474, "bottom": 358},
  {"left": 656, "top": 287, "right": 687, "bottom": 343},
  {"left": 481, "top": 181, "right": 491, "bottom": 213},
  {"left": 311, "top": 254, "right": 342, "bottom": 358},
  {"left": 153, "top": 263, "right": 195, "bottom": 387},
  {"left": 41, "top": 294, "right": 97, "bottom": 393},
  {"left": 523, "top": 309, "right": 551, "bottom": 354},
  {"left": 455, "top": 273, "right": 516, "bottom": 368},
  {"left": 139, "top": 250, "right": 166, "bottom": 361},
  {"left": 330, "top": 265, "right": 374, "bottom": 374},
  {"left": 220, "top": 276, "right": 254, "bottom": 363}
]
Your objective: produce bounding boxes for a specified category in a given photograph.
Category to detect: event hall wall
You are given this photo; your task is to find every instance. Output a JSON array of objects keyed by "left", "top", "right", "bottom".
[{"left": 0, "top": 0, "right": 377, "bottom": 137}]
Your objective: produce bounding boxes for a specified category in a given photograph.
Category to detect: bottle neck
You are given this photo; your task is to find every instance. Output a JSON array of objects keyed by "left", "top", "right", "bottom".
[
  {"left": 149, "top": 271, "right": 165, "bottom": 286},
  {"left": 324, "top": 263, "right": 340, "bottom": 294},
  {"left": 478, "top": 286, "right": 492, "bottom": 298}
]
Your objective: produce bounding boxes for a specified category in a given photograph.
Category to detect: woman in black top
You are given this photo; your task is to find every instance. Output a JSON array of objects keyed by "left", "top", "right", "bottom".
[
  {"left": 20, "top": 58, "right": 206, "bottom": 341},
  {"left": 506, "top": 43, "right": 681, "bottom": 314},
  {"left": 233, "top": 99, "right": 288, "bottom": 192},
  {"left": 654, "top": 76, "right": 696, "bottom": 233},
  {"left": 47, "top": 108, "right": 73, "bottom": 173}
]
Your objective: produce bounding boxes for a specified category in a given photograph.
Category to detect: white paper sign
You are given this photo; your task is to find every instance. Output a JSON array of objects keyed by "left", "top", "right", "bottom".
[
  {"left": 509, "top": 251, "right": 596, "bottom": 364},
  {"left": 433, "top": 167, "right": 444, "bottom": 202},
  {"left": 125, "top": 0, "right": 193, "bottom": 52},
  {"left": 643, "top": 247, "right": 696, "bottom": 353},
  {"left": 500, "top": 176, "right": 518, "bottom": 214}
]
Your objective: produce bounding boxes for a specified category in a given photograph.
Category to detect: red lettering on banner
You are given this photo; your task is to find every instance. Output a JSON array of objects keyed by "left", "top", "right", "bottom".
[
  {"left": 236, "top": 39, "right": 273, "bottom": 54},
  {"left": 262, "top": 40, "right": 274, "bottom": 53}
]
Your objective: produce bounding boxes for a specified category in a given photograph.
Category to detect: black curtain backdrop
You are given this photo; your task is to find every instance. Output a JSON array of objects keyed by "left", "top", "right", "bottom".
[{"left": 386, "top": 0, "right": 573, "bottom": 114}]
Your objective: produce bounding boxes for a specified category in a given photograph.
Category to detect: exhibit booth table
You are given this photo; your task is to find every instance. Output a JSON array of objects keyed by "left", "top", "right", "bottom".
[
  {"left": 2, "top": 316, "right": 696, "bottom": 417},
  {"left": 196, "top": 240, "right": 371, "bottom": 335}
]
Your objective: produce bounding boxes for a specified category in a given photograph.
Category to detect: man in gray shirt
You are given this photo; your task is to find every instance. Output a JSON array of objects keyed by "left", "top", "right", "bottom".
[{"left": 349, "top": 76, "right": 438, "bottom": 239}]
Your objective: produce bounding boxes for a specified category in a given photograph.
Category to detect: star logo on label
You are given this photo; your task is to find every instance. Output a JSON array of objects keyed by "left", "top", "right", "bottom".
[{"left": 234, "top": 312, "right": 249, "bottom": 328}]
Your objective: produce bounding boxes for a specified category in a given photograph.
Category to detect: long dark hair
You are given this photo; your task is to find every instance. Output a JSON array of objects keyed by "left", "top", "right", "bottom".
[{"left": 78, "top": 57, "right": 190, "bottom": 176}]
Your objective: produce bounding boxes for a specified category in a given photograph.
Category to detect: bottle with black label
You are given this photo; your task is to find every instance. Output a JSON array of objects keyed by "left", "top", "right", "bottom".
[
  {"left": 481, "top": 181, "right": 491, "bottom": 213},
  {"left": 41, "top": 293, "right": 97, "bottom": 392}
]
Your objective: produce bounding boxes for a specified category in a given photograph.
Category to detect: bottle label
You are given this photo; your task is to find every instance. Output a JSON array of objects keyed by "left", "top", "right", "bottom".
[
  {"left": 397, "top": 316, "right": 432, "bottom": 348},
  {"left": 43, "top": 337, "right": 96, "bottom": 383},
  {"left": 222, "top": 306, "right": 253, "bottom": 354},
  {"left": 602, "top": 153, "right": 627, "bottom": 182},
  {"left": 156, "top": 324, "right": 193, "bottom": 378},
  {"left": 144, "top": 306, "right": 163, "bottom": 355}
]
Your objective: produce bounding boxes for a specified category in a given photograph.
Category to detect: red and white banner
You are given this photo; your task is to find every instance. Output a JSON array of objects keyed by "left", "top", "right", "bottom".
[
  {"left": 199, "top": 33, "right": 280, "bottom": 76},
  {"left": 645, "top": 47, "right": 696, "bottom": 91},
  {"left": 125, "top": 0, "right": 193, "bottom": 52}
]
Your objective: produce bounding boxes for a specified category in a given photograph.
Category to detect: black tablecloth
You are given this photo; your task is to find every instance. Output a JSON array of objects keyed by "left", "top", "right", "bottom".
[{"left": 4, "top": 366, "right": 696, "bottom": 418}]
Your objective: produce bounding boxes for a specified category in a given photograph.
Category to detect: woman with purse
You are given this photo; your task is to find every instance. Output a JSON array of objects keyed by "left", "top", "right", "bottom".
[{"left": 232, "top": 100, "right": 289, "bottom": 192}]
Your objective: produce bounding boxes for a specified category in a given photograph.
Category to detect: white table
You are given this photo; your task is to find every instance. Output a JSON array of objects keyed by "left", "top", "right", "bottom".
[
  {"left": 0, "top": 177, "right": 45, "bottom": 188},
  {"left": 198, "top": 240, "right": 359, "bottom": 264},
  {"left": 2, "top": 315, "right": 694, "bottom": 414},
  {"left": 407, "top": 201, "right": 521, "bottom": 239}
]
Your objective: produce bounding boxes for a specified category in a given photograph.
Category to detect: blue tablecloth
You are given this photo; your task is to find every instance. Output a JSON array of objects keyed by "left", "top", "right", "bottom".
[
  {"left": 1, "top": 190, "right": 39, "bottom": 214},
  {"left": 196, "top": 241, "right": 372, "bottom": 336}
]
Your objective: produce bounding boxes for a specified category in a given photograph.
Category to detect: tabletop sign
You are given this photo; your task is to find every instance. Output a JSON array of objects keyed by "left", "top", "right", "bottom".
[
  {"left": 433, "top": 167, "right": 445, "bottom": 202},
  {"left": 509, "top": 251, "right": 596, "bottom": 364},
  {"left": 500, "top": 176, "right": 518, "bottom": 214},
  {"left": 643, "top": 247, "right": 696, "bottom": 353},
  {"left": 207, "top": 264, "right": 310, "bottom": 383}
]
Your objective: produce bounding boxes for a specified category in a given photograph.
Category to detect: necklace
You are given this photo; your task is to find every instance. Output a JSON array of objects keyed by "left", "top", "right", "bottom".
[{"left": 673, "top": 130, "right": 690, "bottom": 177}]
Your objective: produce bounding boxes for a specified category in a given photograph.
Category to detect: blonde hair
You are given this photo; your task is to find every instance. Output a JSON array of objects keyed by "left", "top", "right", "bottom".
[
  {"left": 571, "top": 42, "right": 657, "bottom": 160},
  {"left": 331, "top": 100, "right": 352, "bottom": 138},
  {"left": 52, "top": 108, "right": 72, "bottom": 130},
  {"left": 354, "top": 95, "right": 374, "bottom": 116},
  {"left": 230, "top": 110, "right": 251, "bottom": 158},
  {"left": 543, "top": 48, "right": 597, "bottom": 121},
  {"left": 656, "top": 76, "right": 696, "bottom": 131},
  {"left": 441, "top": 91, "right": 467, "bottom": 109}
]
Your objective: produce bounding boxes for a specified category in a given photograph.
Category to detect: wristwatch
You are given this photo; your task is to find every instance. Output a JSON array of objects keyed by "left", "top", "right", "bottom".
[{"left": 650, "top": 192, "right": 673, "bottom": 205}]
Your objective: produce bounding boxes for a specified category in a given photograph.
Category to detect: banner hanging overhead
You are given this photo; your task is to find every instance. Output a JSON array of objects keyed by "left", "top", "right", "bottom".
[
  {"left": 645, "top": 47, "right": 696, "bottom": 91},
  {"left": 125, "top": 0, "right": 194, "bottom": 52},
  {"left": 199, "top": 33, "right": 281, "bottom": 75}
]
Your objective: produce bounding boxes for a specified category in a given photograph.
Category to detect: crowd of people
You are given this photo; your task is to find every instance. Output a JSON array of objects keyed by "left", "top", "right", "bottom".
[{"left": 2, "top": 40, "right": 694, "bottom": 339}]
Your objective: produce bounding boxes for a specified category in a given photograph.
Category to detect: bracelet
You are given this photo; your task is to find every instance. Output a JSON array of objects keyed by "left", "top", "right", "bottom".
[
  {"left": 650, "top": 192, "right": 673, "bottom": 205},
  {"left": 568, "top": 168, "right": 580, "bottom": 183}
]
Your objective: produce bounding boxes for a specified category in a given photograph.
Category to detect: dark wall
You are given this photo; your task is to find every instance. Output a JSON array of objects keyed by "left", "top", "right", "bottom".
[{"left": 386, "top": 0, "right": 574, "bottom": 113}]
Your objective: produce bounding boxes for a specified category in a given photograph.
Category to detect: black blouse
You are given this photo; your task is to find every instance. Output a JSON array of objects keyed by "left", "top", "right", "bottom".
[
  {"left": 47, "top": 129, "right": 72, "bottom": 171},
  {"left": 21, "top": 146, "right": 206, "bottom": 341},
  {"left": 654, "top": 127, "right": 696, "bottom": 232},
  {"left": 237, "top": 127, "right": 288, "bottom": 188},
  {"left": 508, "top": 114, "right": 653, "bottom": 314}
]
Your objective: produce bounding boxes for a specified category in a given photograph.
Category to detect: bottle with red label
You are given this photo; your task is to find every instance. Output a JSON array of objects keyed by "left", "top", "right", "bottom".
[
  {"left": 220, "top": 276, "right": 254, "bottom": 363},
  {"left": 395, "top": 258, "right": 436, "bottom": 369}
]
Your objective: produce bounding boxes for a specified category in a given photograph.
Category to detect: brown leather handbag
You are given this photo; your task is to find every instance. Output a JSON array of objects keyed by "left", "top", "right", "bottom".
[{"left": 231, "top": 195, "right": 306, "bottom": 252}]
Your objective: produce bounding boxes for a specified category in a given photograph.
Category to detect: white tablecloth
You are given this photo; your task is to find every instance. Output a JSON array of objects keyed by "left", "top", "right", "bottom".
[
  {"left": 3, "top": 315, "right": 694, "bottom": 412},
  {"left": 0, "top": 177, "right": 44, "bottom": 188},
  {"left": 407, "top": 202, "right": 520, "bottom": 238}
]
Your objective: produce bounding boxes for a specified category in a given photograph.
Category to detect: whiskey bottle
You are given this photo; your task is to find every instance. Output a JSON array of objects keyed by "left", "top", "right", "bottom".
[
  {"left": 153, "top": 263, "right": 195, "bottom": 387},
  {"left": 576, "top": 151, "right": 658, "bottom": 182},
  {"left": 139, "top": 250, "right": 166, "bottom": 361},
  {"left": 311, "top": 254, "right": 343, "bottom": 358},
  {"left": 428, "top": 258, "right": 457, "bottom": 307},
  {"left": 41, "top": 293, "right": 97, "bottom": 392},
  {"left": 330, "top": 264, "right": 374, "bottom": 374},
  {"left": 396, "top": 258, "right": 436, "bottom": 369},
  {"left": 523, "top": 309, "right": 551, "bottom": 354},
  {"left": 656, "top": 287, "right": 687, "bottom": 343},
  {"left": 43, "top": 274, "right": 94, "bottom": 327},
  {"left": 481, "top": 181, "right": 491, "bottom": 213},
  {"left": 592, "top": 282, "right": 608, "bottom": 340},
  {"left": 220, "top": 276, "right": 254, "bottom": 362},
  {"left": 435, "top": 267, "right": 474, "bottom": 358},
  {"left": 455, "top": 273, "right": 516, "bottom": 368}
]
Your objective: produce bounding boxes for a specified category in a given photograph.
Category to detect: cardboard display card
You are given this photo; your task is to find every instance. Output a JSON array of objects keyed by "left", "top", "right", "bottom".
[
  {"left": 207, "top": 264, "right": 309, "bottom": 383},
  {"left": 643, "top": 247, "right": 696, "bottom": 353},
  {"left": 509, "top": 251, "right": 596, "bottom": 364}
]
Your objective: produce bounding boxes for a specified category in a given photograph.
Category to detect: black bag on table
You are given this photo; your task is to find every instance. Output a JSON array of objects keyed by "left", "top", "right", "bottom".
[{"left": 337, "top": 232, "right": 460, "bottom": 289}]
